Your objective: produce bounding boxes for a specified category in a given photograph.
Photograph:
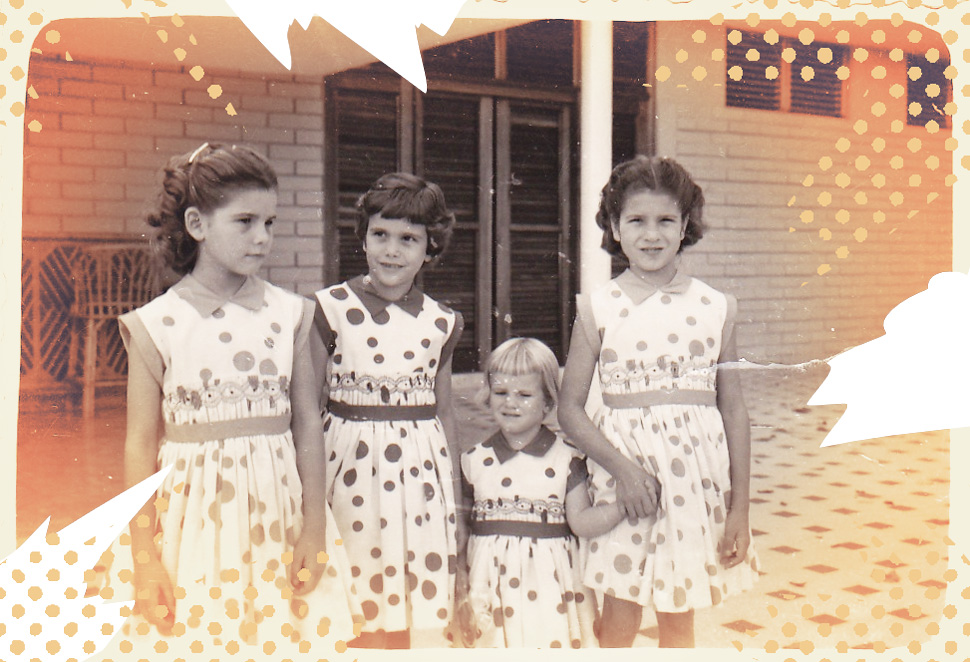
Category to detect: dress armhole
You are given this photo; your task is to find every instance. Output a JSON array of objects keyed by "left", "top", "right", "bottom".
[
  {"left": 294, "top": 297, "right": 316, "bottom": 354},
  {"left": 719, "top": 293, "right": 738, "bottom": 360},
  {"left": 118, "top": 311, "right": 164, "bottom": 387},
  {"left": 566, "top": 454, "right": 590, "bottom": 493},
  {"left": 441, "top": 311, "right": 465, "bottom": 365},
  {"left": 313, "top": 299, "right": 337, "bottom": 356},
  {"left": 575, "top": 293, "right": 600, "bottom": 356}
]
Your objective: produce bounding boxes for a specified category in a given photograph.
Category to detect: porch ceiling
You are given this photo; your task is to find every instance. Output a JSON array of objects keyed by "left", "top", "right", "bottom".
[{"left": 43, "top": 15, "right": 529, "bottom": 77}]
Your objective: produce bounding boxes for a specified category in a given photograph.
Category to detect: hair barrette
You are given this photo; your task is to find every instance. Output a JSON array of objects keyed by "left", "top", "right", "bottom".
[{"left": 188, "top": 142, "right": 210, "bottom": 164}]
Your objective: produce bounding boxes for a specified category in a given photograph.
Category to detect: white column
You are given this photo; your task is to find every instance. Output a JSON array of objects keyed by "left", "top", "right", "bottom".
[{"left": 579, "top": 20, "right": 613, "bottom": 294}]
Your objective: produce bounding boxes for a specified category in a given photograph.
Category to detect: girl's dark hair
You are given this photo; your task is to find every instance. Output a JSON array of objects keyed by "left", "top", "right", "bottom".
[
  {"left": 595, "top": 155, "right": 707, "bottom": 258},
  {"left": 354, "top": 172, "right": 456, "bottom": 259},
  {"left": 147, "top": 142, "right": 278, "bottom": 275}
]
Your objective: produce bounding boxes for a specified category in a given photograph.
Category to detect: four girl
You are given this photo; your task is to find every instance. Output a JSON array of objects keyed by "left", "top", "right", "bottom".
[{"left": 117, "top": 147, "right": 756, "bottom": 651}]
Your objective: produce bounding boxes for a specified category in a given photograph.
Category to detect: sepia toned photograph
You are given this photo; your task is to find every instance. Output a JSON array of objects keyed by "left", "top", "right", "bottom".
[{"left": 12, "top": 4, "right": 953, "bottom": 658}]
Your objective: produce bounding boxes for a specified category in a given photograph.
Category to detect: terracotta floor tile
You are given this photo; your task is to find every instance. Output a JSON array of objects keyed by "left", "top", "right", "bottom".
[
  {"left": 842, "top": 585, "right": 879, "bottom": 595},
  {"left": 804, "top": 564, "right": 838, "bottom": 574}
]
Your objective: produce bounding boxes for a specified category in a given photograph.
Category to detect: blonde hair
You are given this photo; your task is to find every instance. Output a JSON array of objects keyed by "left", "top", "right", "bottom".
[{"left": 480, "top": 337, "right": 560, "bottom": 408}]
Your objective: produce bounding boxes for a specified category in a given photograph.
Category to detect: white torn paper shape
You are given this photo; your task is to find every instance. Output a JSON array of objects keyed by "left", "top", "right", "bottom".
[
  {"left": 222, "top": 0, "right": 466, "bottom": 91},
  {"left": 809, "top": 271, "right": 970, "bottom": 446},
  {"left": 0, "top": 466, "right": 170, "bottom": 662}
]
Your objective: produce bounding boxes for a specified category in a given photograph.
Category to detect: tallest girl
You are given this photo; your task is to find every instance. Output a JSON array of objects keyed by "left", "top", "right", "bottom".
[{"left": 314, "top": 173, "right": 466, "bottom": 648}]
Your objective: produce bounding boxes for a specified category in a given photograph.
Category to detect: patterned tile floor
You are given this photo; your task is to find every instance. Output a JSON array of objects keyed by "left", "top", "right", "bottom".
[{"left": 17, "top": 365, "right": 949, "bottom": 652}]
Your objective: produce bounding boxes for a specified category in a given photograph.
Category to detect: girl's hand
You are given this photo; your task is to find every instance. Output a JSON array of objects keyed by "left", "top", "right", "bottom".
[
  {"left": 718, "top": 508, "right": 751, "bottom": 569},
  {"left": 615, "top": 460, "right": 660, "bottom": 522},
  {"left": 289, "top": 527, "right": 327, "bottom": 595},
  {"left": 133, "top": 553, "right": 176, "bottom": 635},
  {"left": 454, "top": 563, "right": 478, "bottom": 646}
]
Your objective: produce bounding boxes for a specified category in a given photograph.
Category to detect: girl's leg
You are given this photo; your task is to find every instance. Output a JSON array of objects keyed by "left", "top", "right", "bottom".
[
  {"left": 656, "top": 610, "right": 694, "bottom": 648},
  {"left": 598, "top": 595, "right": 642, "bottom": 647}
]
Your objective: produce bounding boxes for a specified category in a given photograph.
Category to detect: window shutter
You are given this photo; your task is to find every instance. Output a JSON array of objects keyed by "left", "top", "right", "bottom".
[
  {"left": 789, "top": 41, "right": 845, "bottom": 117},
  {"left": 726, "top": 31, "right": 782, "bottom": 111}
]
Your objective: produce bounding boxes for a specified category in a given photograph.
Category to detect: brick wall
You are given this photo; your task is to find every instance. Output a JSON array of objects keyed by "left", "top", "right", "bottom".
[
  {"left": 23, "top": 56, "right": 328, "bottom": 296},
  {"left": 654, "top": 21, "right": 952, "bottom": 364}
]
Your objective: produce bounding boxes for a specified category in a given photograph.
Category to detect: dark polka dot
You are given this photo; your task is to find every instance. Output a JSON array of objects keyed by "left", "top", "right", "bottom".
[
  {"left": 331, "top": 287, "right": 349, "bottom": 300},
  {"left": 385, "top": 444, "right": 402, "bottom": 462},
  {"left": 619, "top": 308, "right": 629, "bottom": 318},
  {"left": 509, "top": 577, "right": 520, "bottom": 588},
  {"left": 199, "top": 368, "right": 212, "bottom": 382},
  {"left": 545, "top": 468, "right": 555, "bottom": 478},
  {"left": 384, "top": 481, "right": 395, "bottom": 492},
  {"left": 505, "top": 606, "right": 514, "bottom": 618},
  {"left": 674, "top": 587, "right": 687, "bottom": 608},
  {"left": 611, "top": 289, "right": 621, "bottom": 298},
  {"left": 424, "top": 482, "right": 436, "bottom": 500},
  {"left": 434, "top": 318, "right": 448, "bottom": 333},
  {"left": 556, "top": 603, "right": 566, "bottom": 614},
  {"left": 367, "top": 337, "right": 378, "bottom": 348},
  {"left": 421, "top": 338, "right": 431, "bottom": 348},
  {"left": 575, "top": 592, "right": 585, "bottom": 603},
  {"left": 162, "top": 316, "right": 175, "bottom": 326},
  {"left": 370, "top": 574, "right": 383, "bottom": 593},
  {"left": 346, "top": 308, "right": 365, "bottom": 325},
  {"left": 352, "top": 521, "right": 363, "bottom": 532},
  {"left": 381, "top": 518, "right": 387, "bottom": 528},
  {"left": 614, "top": 554, "right": 633, "bottom": 574},
  {"left": 668, "top": 333, "right": 679, "bottom": 344},
  {"left": 424, "top": 460, "right": 434, "bottom": 470},
  {"left": 671, "top": 458, "right": 686, "bottom": 478},
  {"left": 259, "top": 359, "right": 278, "bottom": 375},
  {"left": 270, "top": 322, "right": 281, "bottom": 333},
  {"left": 483, "top": 457, "right": 494, "bottom": 466},
  {"left": 387, "top": 593, "right": 400, "bottom": 606},
  {"left": 492, "top": 607, "right": 504, "bottom": 627},
  {"left": 655, "top": 579, "right": 665, "bottom": 590},
  {"left": 631, "top": 533, "right": 642, "bottom": 545},
  {"left": 352, "top": 496, "right": 364, "bottom": 507},
  {"left": 686, "top": 316, "right": 697, "bottom": 326},
  {"left": 429, "top": 358, "right": 437, "bottom": 368},
  {"left": 673, "top": 495, "right": 686, "bottom": 506},
  {"left": 404, "top": 350, "right": 415, "bottom": 360},
  {"left": 601, "top": 348, "right": 618, "bottom": 363},
  {"left": 356, "top": 441, "right": 369, "bottom": 459},
  {"left": 373, "top": 309, "right": 390, "bottom": 325},
  {"left": 701, "top": 296, "right": 711, "bottom": 305},
  {"left": 385, "top": 565, "right": 397, "bottom": 577},
  {"left": 233, "top": 351, "right": 255, "bottom": 371},
  {"left": 219, "top": 332, "right": 232, "bottom": 343},
  {"left": 422, "top": 580, "right": 437, "bottom": 599},
  {"left": 636, "top": 341, "right": 648, "bottom": 351},
  {"left": 501, "top": 477, "right": 512, "bottom": 488},
  {"left": 710, "top": 585, "right": 722, "bottom": 605},
  {"left": 361, "top": 600, "right": 378, "bottom": 620},
  {"left": 371, "top": 548, "right": 382, "bottom": 559},
  {"left": 333, "top": 354, "right": 342, "bottom": 365},
  {"left": 351, "top": 566, "right": 361, "bottom": 578},
  {"left": 425, "top": 553, "right": 442, "bottom": 571},
  {"left": 343, "top": 469, "right": 357, "bottom": 487},
  {"left": 707, "top": 337, "right": 716, "bottom": 348},
  {"left": 661, "top": 295, "right": 672, "bottom": 304},
  {"left": 251, "top": 524, "right": 265, "bottom": 545},
  {"left": 689, "top": 340, "right": 705, "bottom": 357},
  {"left": 264, "top": 337, "right": 275, "bottom": 349},
  {"left": 701, "top": 478, "right": 712, "bottom": 489}
]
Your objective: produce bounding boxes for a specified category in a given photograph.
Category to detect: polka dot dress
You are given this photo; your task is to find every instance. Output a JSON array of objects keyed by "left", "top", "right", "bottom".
[
  {"left": 316, "top": 279, "right": 462, "bottom": 640},
  {"left": 461, "top": 428, "right": 597, "bottom": 648},
  {"left": 102, "top": 276, "right": 361, "bottom": 658},
  {"left": 579, "top": 271, "right": 759, "bottom": 613}
]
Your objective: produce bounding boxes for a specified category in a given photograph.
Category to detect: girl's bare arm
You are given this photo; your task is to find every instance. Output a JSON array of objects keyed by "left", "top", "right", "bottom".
[
  {"left": 558, "top": 322, "right": 658, "bottom": 520},
  {"left": 564, "top": 482, "right": 624, "bottom": 538},
  {"left": 716, "top": 320, "right": 752, "bottom": 568}
]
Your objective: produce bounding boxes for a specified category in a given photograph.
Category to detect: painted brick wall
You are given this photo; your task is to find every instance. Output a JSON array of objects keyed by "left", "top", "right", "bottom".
[
  {"left": 23, "top": 56, "right": 328, "bottom": 296},
  {"left": 654, "top": 21, "right": 952, "bottom": 364}
]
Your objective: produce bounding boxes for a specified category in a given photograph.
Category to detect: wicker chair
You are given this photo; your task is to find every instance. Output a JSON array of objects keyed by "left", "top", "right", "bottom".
[{"left": 71, "top": 244, "right": 157, "bottom": 417}]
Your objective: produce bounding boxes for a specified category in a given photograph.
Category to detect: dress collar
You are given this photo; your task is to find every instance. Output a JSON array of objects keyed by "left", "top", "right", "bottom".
[
  {"left": 614, "top": 268, "right": 692, "bottom": 305},
  {"left": 487, "top": 426, "right": 557, "bottom": 464},
  {"left": 347, "top": 274, "right": 426, "bottom": 318},
  {"left": 171, "top": 273, "right": 266, "bottom": 317}
]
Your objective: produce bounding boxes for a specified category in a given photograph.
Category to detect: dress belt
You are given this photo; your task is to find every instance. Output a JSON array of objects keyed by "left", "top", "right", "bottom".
[
  {"left": 327, "top": 400, "right": 438, "bottom": 421},
  {"left": 602, "top": 389, "right": 717, "bottom": 409},
  {"left": 471, "top": 520, "right": 573, "bottom": 539},
  {"left": 164, "top": 414, "right": 292, "bottom": 443}
]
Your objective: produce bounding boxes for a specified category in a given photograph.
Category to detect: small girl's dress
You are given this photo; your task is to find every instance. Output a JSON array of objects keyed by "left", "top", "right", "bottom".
[
  {"left": 577, "top": 269, "right": 759, "bottom": 613},
  {"left": 102, "top": 274, "right": 361, "bottom": 659},
  {"left": 315, "top": 275, "right": 463, "bottom": 643},
  {"left": 461, "top": 427, "right": 598, "bottom": 648}
]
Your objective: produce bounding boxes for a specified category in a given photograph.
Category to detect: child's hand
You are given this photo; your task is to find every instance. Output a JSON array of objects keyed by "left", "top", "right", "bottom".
[
  {"left": 132, "top": 553, "right": 176, "bottom": 635},
  {"left": 718, "top": 508, "right": 751, "bottom": 569},
  {"left": 615, "top": 461, "right": 660, "bottom": 521},
  {"left": 289, "top": 526, "right": 327, "bottom": 595},
  {"left": 454, "top": 565, "right": 478, "bottom": 647}
]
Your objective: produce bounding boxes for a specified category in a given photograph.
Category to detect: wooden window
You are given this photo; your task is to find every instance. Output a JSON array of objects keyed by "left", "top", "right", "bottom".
[
  {"left": 726, "top": 30, "right": 845, "bottom": 118},
  {"left": 907, "top": 54, "right": 951, "bottom": 127}
]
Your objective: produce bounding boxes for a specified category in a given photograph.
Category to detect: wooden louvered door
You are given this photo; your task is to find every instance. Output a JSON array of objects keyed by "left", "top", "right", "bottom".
[{"left": 421, "top": 95, "right": 573, "bottom": 368}]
